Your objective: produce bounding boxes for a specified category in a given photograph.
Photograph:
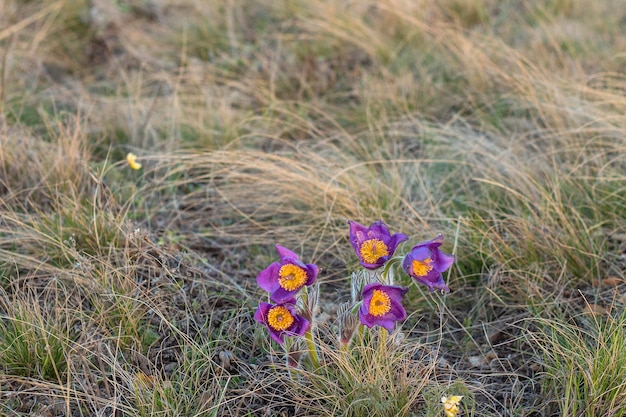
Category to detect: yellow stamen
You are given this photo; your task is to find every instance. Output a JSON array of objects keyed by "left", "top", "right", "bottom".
[
  {"left": 412, "top": 257, "right": 433, "bottom": 277},
  {"left": 267, "top": 306, "right": 295, "bottom": 331},
  {"left": 368, "top": 289, "right": 391, "bottom": 317},
  {"left": 126, "top": 153, "right": 142, "bottom": 170},
  {"left": 359, "top": 239, "right": 389, "bottom": 264},
  {"left": 278, "top": 264, "right": 307, "bottom": 291}
]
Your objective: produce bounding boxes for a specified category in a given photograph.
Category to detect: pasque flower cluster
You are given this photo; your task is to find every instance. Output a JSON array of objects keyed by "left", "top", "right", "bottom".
[
  {"left": 254, "top": 245, "right": 317, "bottom": 344},
  {"left": 254, "top": 220, "right": 455, "bottom": 351}
]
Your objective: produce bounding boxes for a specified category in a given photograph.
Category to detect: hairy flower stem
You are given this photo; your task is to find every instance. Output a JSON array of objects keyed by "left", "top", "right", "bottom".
[
  {"left": 379, "top": 326, "right": 387, "bottom": 351},
  {"left": 381, "top": 257, "right": 394, "bottom": 285},
  {"left": 299, "top": 287, "right": 320, "bottom": 368},
  {"left": 305, "top": 329, "right": 320, "bottom": 368},
  {"left": 358, "top": 323, "right": 365, "bottom": 341}
]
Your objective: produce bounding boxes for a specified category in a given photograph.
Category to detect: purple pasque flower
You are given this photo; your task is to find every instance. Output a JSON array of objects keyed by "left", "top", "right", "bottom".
[
  {"left": 257, "top": 245, "right": 318, "bottom": 303},
  {"left": 359, "top": 282, "right": 408, "bottom": 332},
  {"left": 254, "top": 300, "right": 310, "bottom": 345},
  {"left": 402, "top": 234, "right": 455, "bottom": 293},
  {"left": 349, "top": 220, "right": 408, "bottom": 270}
]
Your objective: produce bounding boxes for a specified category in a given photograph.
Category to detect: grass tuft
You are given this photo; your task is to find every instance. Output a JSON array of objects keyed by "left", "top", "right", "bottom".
[
  {"left": 0, "top": 283, "right": 72, "bottom": 381},
  {"left": 534, "top": 305, "right": 626, "bottom": 417}
]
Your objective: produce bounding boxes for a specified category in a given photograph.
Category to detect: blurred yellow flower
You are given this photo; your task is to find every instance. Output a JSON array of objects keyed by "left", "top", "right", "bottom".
[
  {"left": 126, "top": 152, "right": 142, "bottom": 170},
  {"left": 441, "top": 395, "right": 463, "bottom": 417}
]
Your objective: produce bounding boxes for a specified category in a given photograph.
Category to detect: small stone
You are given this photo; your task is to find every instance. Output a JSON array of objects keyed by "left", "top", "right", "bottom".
[
  {"left": 164, "top": 362, "right": 178, "bottom": 373},
  {"left": 468, "top": 355, "right": 486, "bottom": 367},
  {"left": 488, "top": 328, "right": 505, "bottom": 344},
  {"left": 601, "top": 277, "right": 623, "bottom": 286},
  {"left": 218, "top": 350, "right": 233, "bottom": 370}
]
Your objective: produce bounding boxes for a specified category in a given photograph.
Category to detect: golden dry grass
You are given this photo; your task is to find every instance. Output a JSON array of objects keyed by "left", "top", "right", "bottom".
[{"left": 1, "top": 0, "right": 626, "bottom": 415}]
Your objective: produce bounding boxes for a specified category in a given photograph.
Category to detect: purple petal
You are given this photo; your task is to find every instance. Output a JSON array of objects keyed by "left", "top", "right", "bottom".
[
  {"left": 358, "top": 309, "right": 398, "bottom": 332},
  {"left": 408, "top": 245, "right": 432, "bottom": 262},
  {"left": 361, "top": 282, "right": 380, "bottom": 304},
  {"left": 432, "top": 248, "right": 455, "bottom": 273},
  {"left": 254, "top": 302, "right": 272, "bottom": 324},
  {"left": 413, "top": 270, "right": 450, "bottom": 293},
  {"left": 374, "top": 317, "right": 397, "bottom": 332},
  {"left": 432, "top": 280, "right": 450, "bottom": 293},
  {"left": 360, "top": 260, "right": 383, "bottom": 270},
  {"left": 368, "top": 220, "right": 391, "bottom": 239},
  {"left": 304, "top": 263, "right": 319, "bottom": 285},
  {"left": 417, "top": 234, "right": 444, "bottom": 249},
  {"left": 382, "top": 285, "right": 409, "bottom": 303},
  {"left": 387, "top": 299, "right": 407, "bottom": 321},
  {"left": 256, "top": 262, "right": 281, "bottom": 293},
  {"left": 386, "top": 232, "right": 408, "bottom": 253},
  {"left": 270, "top": 287, "right": 298, "bottom": 304},
  {"left": 288, "top": 315, "right": 310, "bottom": 337},
  {"left": 275, "top": 245, "right": 301, "bottom": 262},
  {"left": 402, "top": 247, "right": 429, "bottom": 274},
  {"left": 349, "top": 221, "right": 369, "bottom": 249},
  {"left": 268, "top": 327, "right": 286, "bottom": 344},
  {"left": 358, "top": 306, "right": 378, "bottom": 328}
]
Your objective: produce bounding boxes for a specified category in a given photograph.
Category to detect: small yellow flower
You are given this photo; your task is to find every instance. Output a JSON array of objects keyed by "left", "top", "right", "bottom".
[
  {"left": 441, "top": 395, "right": 463, "bottom": 417},
  {"left": 126, "top": 152, "right": 142, "bottom": 170}
]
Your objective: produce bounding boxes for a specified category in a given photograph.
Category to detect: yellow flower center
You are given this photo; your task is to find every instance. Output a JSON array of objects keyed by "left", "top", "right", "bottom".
[
  {"left": 412, "top": 257, "right": 433, "bottom": 277},
  {"left": 267, "top": 306, "right": 295, "bottom": 331},
  {"left": 278, "top": 264, "right": 307, "bottom": 291},
  {"left": 368, "top": 289, "right": 391, "bottom": 317},
  {"left": 359, "top": 239, "right": 389, "bottom": 264}
]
